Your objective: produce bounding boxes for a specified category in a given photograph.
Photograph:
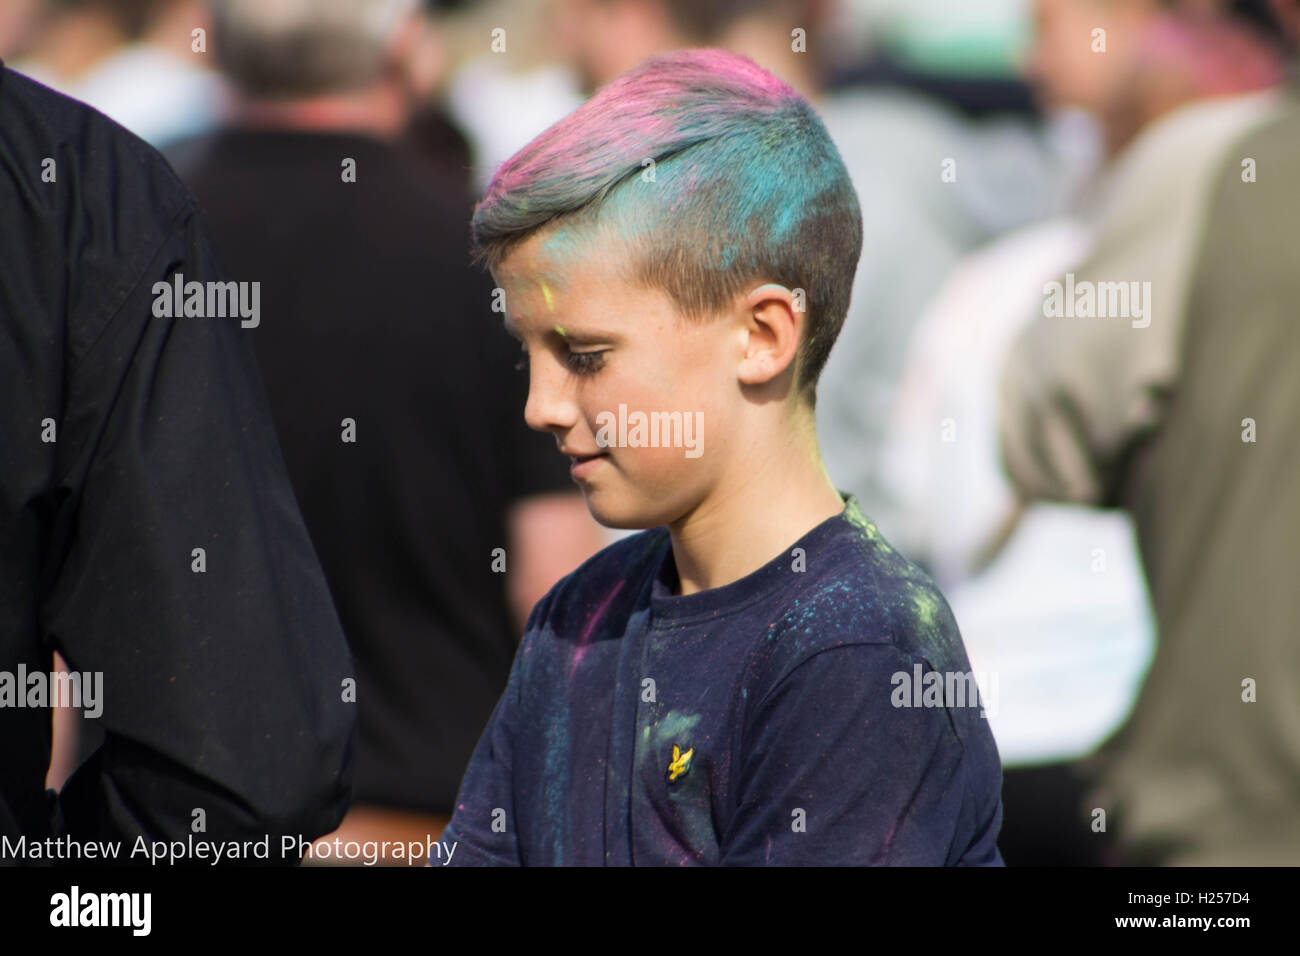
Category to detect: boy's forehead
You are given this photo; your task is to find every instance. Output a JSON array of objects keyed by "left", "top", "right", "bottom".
[
  {"left": 505, "top": 225, "right": 602, "bottom": 277},
  {"left": 495, "top": 255, "right": 571, "bottom": 331},
  {"left": 496, "top": 225, "right": 630, "bottom": 326},
  {"left": 497, "top": 229, "right": 578, "bottom": 291}
]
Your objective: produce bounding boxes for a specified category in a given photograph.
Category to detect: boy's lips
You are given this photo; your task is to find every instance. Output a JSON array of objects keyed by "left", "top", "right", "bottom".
[
  {"left": 559, "top": 446, "right": 608, "bottom": 462},
  {"left": 560, "top": 446, "right": 610, "bottom": 478}
]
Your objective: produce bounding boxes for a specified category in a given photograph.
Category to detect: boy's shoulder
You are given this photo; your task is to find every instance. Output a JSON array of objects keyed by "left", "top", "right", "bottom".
[
  {"left": 524, "top": 499, "right": 968, "bottom": 678},
  {"left": 751, "top": 497, "right": 971, "bottom": 692}
]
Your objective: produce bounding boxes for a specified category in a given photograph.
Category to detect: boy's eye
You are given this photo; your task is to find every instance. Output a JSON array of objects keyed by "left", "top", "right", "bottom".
[
  {"left": 563, "top": 349, "right": 606, "bottom": 376},
  {"left": 513, "top": 345, "right": 606, "bottom": 376}
]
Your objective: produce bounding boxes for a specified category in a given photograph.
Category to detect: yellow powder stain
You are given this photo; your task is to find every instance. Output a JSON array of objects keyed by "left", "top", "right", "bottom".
[{"left": 910, "top": 584, "right": 941, "bottom": 631}]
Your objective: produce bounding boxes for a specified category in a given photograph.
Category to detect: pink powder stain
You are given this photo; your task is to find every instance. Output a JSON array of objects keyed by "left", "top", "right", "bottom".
[
  {"left": 569, "top": 579, "right": 626, "bottom": 679},
  {"left": 880, "top": 819, "right": 899, "bottom": 861},
  {"left": 486, "top": 49, "right": 797, "bottom": 201}
]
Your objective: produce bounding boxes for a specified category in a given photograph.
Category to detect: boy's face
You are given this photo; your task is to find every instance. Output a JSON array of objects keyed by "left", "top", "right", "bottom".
[{"left": 494, "top": 226, "right": 747, "bottom": 529}]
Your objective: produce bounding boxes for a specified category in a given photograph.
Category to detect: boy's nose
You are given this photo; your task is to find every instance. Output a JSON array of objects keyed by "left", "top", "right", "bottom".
[{"left": 522, "top": 356, "right": 580, "bottom": 436}]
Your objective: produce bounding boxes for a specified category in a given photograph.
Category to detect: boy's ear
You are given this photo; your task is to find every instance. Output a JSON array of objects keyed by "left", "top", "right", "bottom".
[{"left": 736, "top": 284, "right": 802, "bottom": 388}]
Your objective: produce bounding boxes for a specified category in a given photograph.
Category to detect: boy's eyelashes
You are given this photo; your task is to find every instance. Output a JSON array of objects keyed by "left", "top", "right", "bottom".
[
  {"left": 514, "top": 343, "right": 607, "bottom": 377},
  {"left": 562, "top": 349, "right": 606, "bottom": 376}
]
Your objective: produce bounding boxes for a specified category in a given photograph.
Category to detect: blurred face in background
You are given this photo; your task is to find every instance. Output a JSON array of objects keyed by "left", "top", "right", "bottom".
[
  {"left": 1025, "top": 0, "right": 1287, "bottom": 157},
  {"left": 1025, "top": 0, "right": 1158, "bottom": 117},
  {"left": 0, "top": 0, "right": 43, "bottom": 60},
  {"left": 549, "top": 0, "right": 690, "bottom": 94}
]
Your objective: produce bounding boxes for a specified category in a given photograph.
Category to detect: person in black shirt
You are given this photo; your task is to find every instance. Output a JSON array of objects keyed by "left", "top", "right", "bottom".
[
  {"left": 0, "top": 61, "right": 356, "bottom": 856},
  {"left": 180, "top": 0, "right": 606, "bottom": 857}
]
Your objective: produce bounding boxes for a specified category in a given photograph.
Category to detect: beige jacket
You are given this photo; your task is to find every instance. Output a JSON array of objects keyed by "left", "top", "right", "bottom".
[{"left": 999, "top": 85, "right": 1300, "bottom": 864}]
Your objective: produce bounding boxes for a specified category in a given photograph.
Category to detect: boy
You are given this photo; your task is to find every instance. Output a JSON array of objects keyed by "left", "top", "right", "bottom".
[{"left": 440, "top": 49, "right": 1004, "bottom": 865}]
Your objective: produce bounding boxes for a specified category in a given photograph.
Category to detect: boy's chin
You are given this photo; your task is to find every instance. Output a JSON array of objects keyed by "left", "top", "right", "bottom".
[
  {"left": 581, "top": 486, "right": 681, "bottom": 531},
  {"left": 582, "top": 493, "right": 655, "bottom": 531}
]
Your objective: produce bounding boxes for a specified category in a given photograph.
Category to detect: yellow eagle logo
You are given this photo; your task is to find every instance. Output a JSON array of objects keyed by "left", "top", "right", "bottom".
[{"left": 667, "top": 744, "right": 694, "bottom": 782}]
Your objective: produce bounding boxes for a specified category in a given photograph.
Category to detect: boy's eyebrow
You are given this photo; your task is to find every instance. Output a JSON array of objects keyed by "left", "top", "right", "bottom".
[
  {"left": 547, "top": 323, "right": 616, "bottom": 342},
  {"left": 502, "top": 313, "right": 615, "bottom": 343}
]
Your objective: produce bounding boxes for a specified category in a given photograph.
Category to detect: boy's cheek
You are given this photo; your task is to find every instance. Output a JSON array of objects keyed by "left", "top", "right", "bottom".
[
  {"left": 622, "top": 442, "right": 707, "bottom": 480},
  {"left": 588, "top": 448, "right": 709, "bottom": 519},
  {"left": 634, "top": 451, "right": 716, "bottom": 520}
]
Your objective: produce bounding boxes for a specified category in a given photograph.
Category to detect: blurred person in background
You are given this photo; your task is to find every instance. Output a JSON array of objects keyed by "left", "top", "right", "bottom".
[
  {"left": 182, "top": 0, "right": 607, "bottom": 861},
  {"left": 11, "top": 0, "right": 229, "bottom": 146},
  {"left": 439, "top": 0, "right": 586, "bottom": 196},
  {"left": 881, "top": 211, "right": 1158, "bottom": 866},
  {"left": 999, "top": 0, "right": 1298, "bottom": 865},
  {"left": 403, "top": 1, "right": 477, "bottom": 192}
]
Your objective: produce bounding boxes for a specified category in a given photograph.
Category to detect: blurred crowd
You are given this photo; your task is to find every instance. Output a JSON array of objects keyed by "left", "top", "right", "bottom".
[{"left": 4, "top": 0, "right": 1297, "bottom": 866}]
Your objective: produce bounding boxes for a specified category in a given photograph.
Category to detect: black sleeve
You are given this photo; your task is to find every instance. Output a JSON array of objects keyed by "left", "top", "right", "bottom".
[{"left": 45, "top": 200, "right": 357, "bottom": 853}]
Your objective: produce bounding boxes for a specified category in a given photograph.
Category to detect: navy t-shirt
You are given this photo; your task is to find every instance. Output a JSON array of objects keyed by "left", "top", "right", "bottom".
[{"left": 440, "top": 494, "right": 1005, "bottom": 865}]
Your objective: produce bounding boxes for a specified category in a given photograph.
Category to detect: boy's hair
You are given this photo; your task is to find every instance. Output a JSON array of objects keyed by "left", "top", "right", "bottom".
[{"left": 470, "top": 48, "right": 863, "bottom": 402}]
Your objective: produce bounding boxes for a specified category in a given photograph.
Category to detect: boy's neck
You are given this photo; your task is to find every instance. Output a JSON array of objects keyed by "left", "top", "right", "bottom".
[{"left": 665, "top": 421, "right": 844, "bottom": 597}]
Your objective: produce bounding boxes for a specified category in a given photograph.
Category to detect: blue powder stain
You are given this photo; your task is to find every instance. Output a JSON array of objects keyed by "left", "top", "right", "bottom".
[
  {"left": 542, "top": 705, "right": 571, "bottom": 864},
  {"left": 591, "top": 124, "right": 844, "bottom": 286}
]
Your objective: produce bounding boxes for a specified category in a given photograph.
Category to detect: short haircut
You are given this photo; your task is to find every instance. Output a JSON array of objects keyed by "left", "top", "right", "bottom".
[
  {"left": 471, "top": 48, "right": 864, "bottom": 402},
  {"left": 207, "top": 0, "right": 418, "bottom": 99}
]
